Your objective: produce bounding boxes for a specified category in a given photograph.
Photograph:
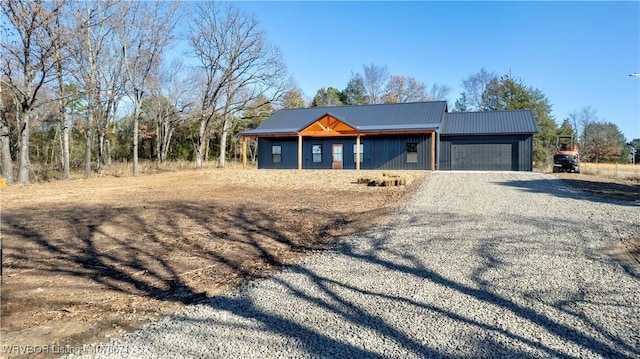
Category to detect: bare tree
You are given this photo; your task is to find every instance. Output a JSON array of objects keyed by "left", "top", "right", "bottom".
[
  {"left": 362, "top": 63, "right": 390, "bottom": 104},
  {"left": 68, "top": 0, "right": 126, "bottom": 178},
  {"left": 188, "top": 2, "right": 288, "bottom": 168},
  {"left": 569, "top": 106, "right": 599, "bottom": 161},
  {"left": 119, "top": 1, "right": 177, "bottom": 176},
  {"left": 152, "top": 59, "right": 191, "bottom": 163},
  {"left": 241, "top": 95, "right": 275, "bottom": 162},
  {"left": 1, "top": 0, "right": 62, "bottom": 184},
  {"left": 461, "top": 67, "right": 497, "bottom": 111},
  {"left": 382, "top": 75, "right": 427, "bottom": 103},
  {"left": 0, "top": 82, "right": 16, "bottom": 183},
  {"left": 145, "top": 95, "right": 178, "bottom": 163},
  {"left": 427, "top": 83, "right": 452, "bottom": 101},
  {"left": 49, "top": 0, "right": 75, "bottom": 180}
]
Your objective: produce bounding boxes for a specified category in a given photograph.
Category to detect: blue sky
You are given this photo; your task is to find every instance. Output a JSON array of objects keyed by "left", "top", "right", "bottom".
[{"left": 226, "top": 1, "right": 640, "bottom": 142}]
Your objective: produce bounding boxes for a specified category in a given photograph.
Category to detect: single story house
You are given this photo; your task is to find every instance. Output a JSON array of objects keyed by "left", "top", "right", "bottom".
[{"left": 240, "top": 101, "right": 538, "bottom": 171}]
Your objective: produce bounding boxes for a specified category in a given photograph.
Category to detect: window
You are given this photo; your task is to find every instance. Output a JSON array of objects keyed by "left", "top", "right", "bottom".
[
  {"left": 353, "top": 144, "right": 364, "bottom": 163},
  {"left": 312, "top": 144, "right": 322, "bottom": 163},
  {"left": 406, "top": 143, "right": 418, "bottom": 163},
  {"left": 272, "top": 145, "right": 281, "bottom": 163}
]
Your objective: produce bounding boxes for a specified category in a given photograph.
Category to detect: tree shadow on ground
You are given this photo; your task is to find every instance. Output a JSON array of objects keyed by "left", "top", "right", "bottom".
[
  {"left": 2, "top": 196, "right": 382, "bottom": 353},
  {"left": 2, "top": 200, "right": 351, "bottom": 306},
  {"left": 4, "top": 186, "right": 639, "bottom": 357},
  {"left": 187, "top": 209, "right": 639, "bottom": 357},
  {"left": 464, "top": 221, "right": 639, "bottom": 358},
  {"left": 495, "top": 177, "right": 640, "bottom": 206}
]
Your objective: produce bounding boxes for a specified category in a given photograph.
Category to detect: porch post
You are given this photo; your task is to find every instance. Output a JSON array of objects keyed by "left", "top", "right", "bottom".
[
  {"left": 430, "top": 131, "right": 436, "bottom": 171},
  {"left": 241, "top": 136, "right": 247, "bottom": 170},
  {"left": 297, "top": 135, "right": 303, "bottom": 170},
  {"left": 356, "top": 134, "right": 361, "bottom": 171}
]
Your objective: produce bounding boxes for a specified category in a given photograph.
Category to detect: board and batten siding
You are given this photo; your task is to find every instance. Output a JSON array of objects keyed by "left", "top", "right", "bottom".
[
  {"left": 257, "top": 138, "right": 299, "bottom": 169},
  {"left": 367, "top": 135, "right": 431, "bottom": 170},
  {"left": 258, "top": 135, "right": 432, "bottom": 170},
  {"left": 439, "top": 134, "right": 533, "bottom": 171}
]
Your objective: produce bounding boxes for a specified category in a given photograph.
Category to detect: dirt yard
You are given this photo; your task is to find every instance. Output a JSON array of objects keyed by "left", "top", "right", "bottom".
[
  {"left": 554, "top": 171, "right": 640, "bottom": 202},
  {"left": 0, "top": 169, "right": 426, "bottom": 358},
  {"left": 1, "top": 169, "right": 638, "bottom": 358}
]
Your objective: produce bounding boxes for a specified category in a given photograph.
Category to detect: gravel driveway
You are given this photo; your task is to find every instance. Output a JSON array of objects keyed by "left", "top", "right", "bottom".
[{"left": 74, "top": 172, "right": 640, "bottom": 358}]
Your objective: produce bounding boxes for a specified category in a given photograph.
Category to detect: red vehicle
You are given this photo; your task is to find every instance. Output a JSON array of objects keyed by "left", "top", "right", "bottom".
[{"left": 552, "top": 135, "right": 581, "bottom": 173}]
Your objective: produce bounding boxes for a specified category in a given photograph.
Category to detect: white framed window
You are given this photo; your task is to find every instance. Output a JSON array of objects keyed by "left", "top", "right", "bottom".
[
  {"left": 406, "top": 143, "right": 418, "bottom": 163},
  {"left": 312, "top": 144, "right": 322, "bottom": 163},
  {"left": 272, "top": 145, "right": 282, "bottom": 163},
  {"left": 353, "top": 144, "right": 364, "bottom": 163}
]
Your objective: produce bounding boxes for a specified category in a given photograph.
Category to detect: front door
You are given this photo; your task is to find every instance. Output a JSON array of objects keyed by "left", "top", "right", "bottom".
[{"left": 332, "top": 144, "right": 343, "bottom": 169}]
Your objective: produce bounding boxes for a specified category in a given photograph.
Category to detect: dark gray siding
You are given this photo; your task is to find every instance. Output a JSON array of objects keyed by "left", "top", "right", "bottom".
[
  {"left": 439, "top": 135, "right": 533, "bottom": 171},
  {"left": 259, "top": 135, "right": 432, "bottom": 170},
  {"left": 367, "top": 135, "right": 431, "bottom": 170},
  {"left": 302, "top": 138, "right": 354, "bottom": 169},
  {"left": 257, "top": 138, "right": 298, "bottom": 169}
]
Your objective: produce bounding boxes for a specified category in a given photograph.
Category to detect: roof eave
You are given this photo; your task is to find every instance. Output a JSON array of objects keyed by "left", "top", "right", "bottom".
[{"left": 441, "top": 131, "right": 538, "bottom": 136}]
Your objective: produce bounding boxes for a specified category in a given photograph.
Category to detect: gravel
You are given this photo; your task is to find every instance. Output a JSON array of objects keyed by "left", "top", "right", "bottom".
[{"left": 69, "top": 172, "right": 640, "bottom": 358}]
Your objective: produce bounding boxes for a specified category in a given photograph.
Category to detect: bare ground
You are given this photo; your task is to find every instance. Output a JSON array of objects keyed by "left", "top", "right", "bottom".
[{"left": 0, "top": 169, "right": 426, "bottom": 358}]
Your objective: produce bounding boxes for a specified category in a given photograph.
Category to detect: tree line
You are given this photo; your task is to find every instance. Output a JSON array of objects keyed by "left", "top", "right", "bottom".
[
  {"left": 1, "top": 0, "right": 287, "bottom": 184},
  {"left": 305, "top": 64, "right": 452, "bottom": 107},
  {"left": 1, "top": 1, "right": 634, "bottom": 185},
  {"left": 298, "top": 66, "right": 633, "bottom": 167},
  {"left": 452, "top": 68, "right": 632, "bottom": 165}
]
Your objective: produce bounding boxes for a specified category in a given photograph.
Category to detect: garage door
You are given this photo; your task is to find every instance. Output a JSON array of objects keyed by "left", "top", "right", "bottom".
[{"left": 451, "top": 143, "right": 512, "bottom": 171}]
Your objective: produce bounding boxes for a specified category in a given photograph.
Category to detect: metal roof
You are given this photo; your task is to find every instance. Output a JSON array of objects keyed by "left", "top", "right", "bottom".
[
  {"left": 441, "top": 110, "right": 538, "bottom": 135},
  {"left": 242, "top": 101, "right": 447, "bottom": 136},
  {"left": 241, "top": 102, "right": 538, "bottom": 137}
]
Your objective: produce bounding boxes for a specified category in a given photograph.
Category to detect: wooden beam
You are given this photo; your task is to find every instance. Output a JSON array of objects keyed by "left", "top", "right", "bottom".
[
  {"left": 241, "top": 136, "right": 247, "bottom": 170},
  {"left": 299, "top": 115, "right": 357, "bottom": 136},
  {"left": 356, "top": 135, "right": 361, "bottom": 171},
  {"left": 301, "top": 130, "right": 359, "bottom": 137},
  {"left": 316, "top": 121, "right": 328, "bottom": 131},
  {"left": 430, "top": 131, "right": 435, "bottom": 171},
  {"left": 297, "top": 135, "right": 302, "bottom": 170}
]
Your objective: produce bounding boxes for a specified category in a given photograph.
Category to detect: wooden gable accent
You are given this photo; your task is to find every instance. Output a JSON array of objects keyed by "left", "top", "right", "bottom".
[{"left": 299, "top": 115, "right": 358, "bottom": 137}]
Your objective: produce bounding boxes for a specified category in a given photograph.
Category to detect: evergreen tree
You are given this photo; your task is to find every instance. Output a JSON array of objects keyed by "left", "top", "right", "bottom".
[
  {"left": 493, "top": 73, "right": 557, "bottom": 166},
  {"left": 452, "top": 92, "right": 469, "bottom": 112},
  {"left": 557, "top": 118, "right": 575, "bottom": 137},
  {"left": 341, "top": 73, "right": 367, "bottom": 105},
  {"left": 311, "top": 87, "right": 343, "bottom": 107},
  {"left": 281, "top": 87, "right": 305, "bottom": 109}
]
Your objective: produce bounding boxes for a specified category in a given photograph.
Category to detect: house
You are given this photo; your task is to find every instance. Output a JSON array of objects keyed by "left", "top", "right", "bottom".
[{"left": 240, "top": 101, "right": 537, "bottom": 171}]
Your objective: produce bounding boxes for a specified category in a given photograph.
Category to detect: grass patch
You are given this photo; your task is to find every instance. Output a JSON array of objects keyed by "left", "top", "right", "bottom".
[{"left": 581, "top": 163, "right": 640, "bottom": 179}]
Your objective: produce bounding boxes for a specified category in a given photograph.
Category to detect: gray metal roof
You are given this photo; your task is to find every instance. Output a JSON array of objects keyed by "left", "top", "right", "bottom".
[
  {"left": 242, "top": 101, "right": 448, "bottom": 135},
  {"left": 441, "top": 110, "right": 538, "bottom": 135}
]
